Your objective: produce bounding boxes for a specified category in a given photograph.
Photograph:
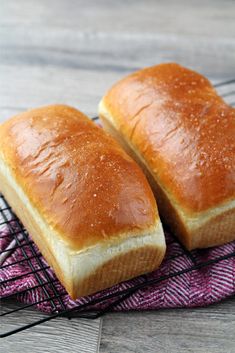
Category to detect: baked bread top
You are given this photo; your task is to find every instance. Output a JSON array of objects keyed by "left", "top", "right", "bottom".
[
  {"left": 100, "top": 63, "right": 235, "bottom": 213},
  {"left": 0, "top": 105, "right": 159, "bottom": 250}
]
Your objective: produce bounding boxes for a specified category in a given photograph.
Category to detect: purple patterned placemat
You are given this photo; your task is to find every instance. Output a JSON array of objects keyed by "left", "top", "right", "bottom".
[{"left": 1, "top": 220, "right": 234, "bottom": 313}]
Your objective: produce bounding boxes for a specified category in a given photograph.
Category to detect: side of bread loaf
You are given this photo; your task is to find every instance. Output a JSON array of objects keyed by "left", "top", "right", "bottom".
[
  {"left": 99, "top": 63, "right": 235, "bottom": 250},
  {"left": 0, "top": 105, "right": 166, "bottom": 298}
]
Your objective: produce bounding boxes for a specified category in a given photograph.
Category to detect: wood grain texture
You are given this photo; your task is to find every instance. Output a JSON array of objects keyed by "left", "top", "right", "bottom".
[
  {"left": 1, "top": 0, "right": 235, "bottom": 352},
  {"left": 100, "top": 298, "right": 235, "bottom": 353},
  {"left": 1, "top": 0, "right": 235, "bottom": 122},
  {"left": 1, "top": 301, "right": 102, "bottom": 353},
  {"left": 1, "top": 0, "right": 235, "bottom": 37}
]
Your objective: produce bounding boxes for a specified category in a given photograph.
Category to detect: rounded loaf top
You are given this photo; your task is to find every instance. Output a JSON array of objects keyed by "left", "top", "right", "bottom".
[{"left": 0, "top": 105, "right": 159, "bottom": 250}]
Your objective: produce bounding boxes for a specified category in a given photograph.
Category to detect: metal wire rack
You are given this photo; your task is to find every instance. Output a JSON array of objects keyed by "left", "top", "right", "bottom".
[{"left": 1, "top": 79, "right": 235, "bottom": 338}]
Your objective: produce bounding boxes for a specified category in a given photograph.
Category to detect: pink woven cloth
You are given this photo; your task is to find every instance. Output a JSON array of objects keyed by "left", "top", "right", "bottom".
[{"left": 0, "top": 221, "right": 235, "bottom": 313}]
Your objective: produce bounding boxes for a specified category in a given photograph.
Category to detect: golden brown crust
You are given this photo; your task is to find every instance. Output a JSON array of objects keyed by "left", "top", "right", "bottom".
[
  {"left": 0, "top": 159, "right": 165, "bottom": 298},
  {"left": 101, "top": 63, "right": 235, "bottom": 214},
  {"left": 0, "top": 166, "right": 72, "bottom": 294},
  {"left": 101, "top": 105, "right": 235, "bottom": 250},
  {"left": 0, "top": 105, "right": 158, "bottom": 250},
  {"left": 100, "top": 113, "right": 190, "bottom": 242}
]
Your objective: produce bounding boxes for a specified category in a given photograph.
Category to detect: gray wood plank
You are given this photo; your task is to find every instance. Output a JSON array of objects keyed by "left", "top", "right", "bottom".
[
  {"left": 100, "top": 298, "right": 235, "bottom": 353},
  {"left": 0, "top": 22, "right": 234, "bottom": 79},
  {"left": 1, "top": 301, "right": 102, "bottom": 353},
  {"left": 1, "top": 0, "right": 235, "bottom": 122},
  {"left": 0, "top": 32, "right": 234, "bottom": 121},
  {"left": 1, "top": 0, "right": 235, "bottom": 38}
]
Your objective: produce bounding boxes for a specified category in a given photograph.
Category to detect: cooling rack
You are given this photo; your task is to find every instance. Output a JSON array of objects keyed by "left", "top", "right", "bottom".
[{"left": 1, "top": 79, "right": 235, "bottom": 338}]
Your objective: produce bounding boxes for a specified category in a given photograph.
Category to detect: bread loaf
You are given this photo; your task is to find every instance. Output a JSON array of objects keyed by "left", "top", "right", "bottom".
[
  {"left": 0, "top": 105, "right": 166, "bottom": 298},
  {"left": 99, "top": 63, "right": 235, "bottom": 250}
]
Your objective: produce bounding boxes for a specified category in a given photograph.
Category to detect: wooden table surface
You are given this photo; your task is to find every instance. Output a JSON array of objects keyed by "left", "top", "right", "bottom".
[{"left": 1, "top": 1, "right": 235, "bottom": 352}]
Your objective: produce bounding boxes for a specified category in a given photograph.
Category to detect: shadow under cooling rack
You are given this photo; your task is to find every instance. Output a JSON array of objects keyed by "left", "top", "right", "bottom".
[{"left": 1, "top": 79, "right": 235, "bottom": 338}]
